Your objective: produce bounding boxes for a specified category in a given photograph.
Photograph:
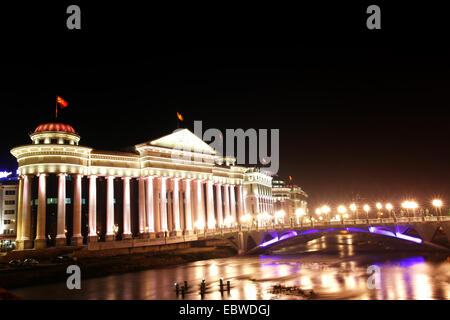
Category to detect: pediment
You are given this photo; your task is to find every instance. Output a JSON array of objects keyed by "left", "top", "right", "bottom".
[{"left": 144, "top": 129, "right": 216, "bottom": 155}]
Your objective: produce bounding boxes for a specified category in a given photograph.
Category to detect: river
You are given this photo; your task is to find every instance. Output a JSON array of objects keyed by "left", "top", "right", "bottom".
[{"left": 11, "top": 233, "right": 450, "bottom": 299}]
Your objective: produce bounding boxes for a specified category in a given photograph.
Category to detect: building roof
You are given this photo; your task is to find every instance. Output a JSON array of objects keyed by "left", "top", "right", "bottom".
[
  {"left": 34, "top": 123, "right": 77, "bottom": 134},
  {"left": 137, "top": 128, "right": 217, "bottom": 155}
]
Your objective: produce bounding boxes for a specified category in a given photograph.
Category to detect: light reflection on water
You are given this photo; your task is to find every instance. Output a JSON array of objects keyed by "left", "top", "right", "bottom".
[{"left": 11, "top": 234, "right": 450, "bottom": 300}]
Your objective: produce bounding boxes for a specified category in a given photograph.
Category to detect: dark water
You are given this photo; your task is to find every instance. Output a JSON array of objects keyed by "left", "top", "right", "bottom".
[{"left": 11, "top": 234, "right": 450, "bottom": 300}]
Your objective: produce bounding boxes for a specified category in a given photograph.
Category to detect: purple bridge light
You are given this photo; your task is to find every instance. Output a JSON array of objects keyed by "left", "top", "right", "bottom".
[{"left": 259, "top": 226, "right": 422, "bottom": 248}]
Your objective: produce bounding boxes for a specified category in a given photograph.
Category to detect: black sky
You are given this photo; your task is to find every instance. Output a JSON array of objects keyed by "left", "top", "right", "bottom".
[{"left": 0, "top": 3, "right": 449, "bottom": 209}]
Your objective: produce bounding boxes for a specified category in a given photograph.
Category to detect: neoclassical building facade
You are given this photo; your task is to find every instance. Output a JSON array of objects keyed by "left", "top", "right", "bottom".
[{"left": 11, "top": 123, "right": 255, "bottom": 250}]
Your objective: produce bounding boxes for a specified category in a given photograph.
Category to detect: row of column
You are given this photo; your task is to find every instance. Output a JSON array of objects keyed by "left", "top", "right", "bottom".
[
  {"left": 15, "top": 174, "right": 246, "bottom": 249},
  {"left": 256, "top": 196, "right": 274, "bottom": 214}
]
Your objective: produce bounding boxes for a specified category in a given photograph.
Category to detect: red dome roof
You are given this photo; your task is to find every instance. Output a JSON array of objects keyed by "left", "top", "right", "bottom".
[{"left": 34, "top": 123, "right": 76, "bottom": 134}]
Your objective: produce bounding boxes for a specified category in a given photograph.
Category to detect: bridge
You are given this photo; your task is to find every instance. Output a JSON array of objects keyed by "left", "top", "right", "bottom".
[
  {"left": 85, "top": 216, "right": 450, "bottom": 255},
  {"left": 228, "top": 216, "right": 450, "bottom": 254}
]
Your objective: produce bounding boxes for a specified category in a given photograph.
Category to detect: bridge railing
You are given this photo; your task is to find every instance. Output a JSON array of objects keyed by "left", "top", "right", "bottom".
[{"left": 214, "top": 215, "right": 450, "bottom": 236}]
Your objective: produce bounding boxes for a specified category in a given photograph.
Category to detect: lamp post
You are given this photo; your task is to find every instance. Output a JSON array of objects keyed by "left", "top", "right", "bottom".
[
  {"left": 337, "top": 205, "right": 347, "bottom": 223},
  {"left": 376, "top": 202, "right": 382, "bottom": 219},
  {"left": 363, "top": 204, "right": 370, "bottom": 221},
  {"left": 321, "top": 205, "right": 331, "bottom": 222},
  {"left": 432, "top": 199, "right": 443, "bottom": 216},
  {"left": 385, "top": 203, "right": 393, "bottom": 219},
  {"left": 410, "top": 201, "right": 418, "bottom": 218},
  {"left": 349, "top": 203, "right": 357, "bottom": 220}
]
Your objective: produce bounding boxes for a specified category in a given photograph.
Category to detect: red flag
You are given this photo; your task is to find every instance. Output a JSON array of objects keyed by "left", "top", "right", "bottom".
[
  {"left": 177, "top": 112, "right": 184, "bottom": 121},
  {"left": 57, "top": 96, "right": 68, "bottom": 108},
  {"left": 289, "top": 176, "right": 293, "bottom": 181}
]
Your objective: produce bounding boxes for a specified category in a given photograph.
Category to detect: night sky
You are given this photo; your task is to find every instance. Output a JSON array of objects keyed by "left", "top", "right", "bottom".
[{"left": 0, "top": 3, "right": 449, "bottom": 209}]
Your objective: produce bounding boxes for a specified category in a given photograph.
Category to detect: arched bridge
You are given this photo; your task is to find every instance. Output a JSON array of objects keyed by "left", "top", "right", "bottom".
[{"left": 223, "top": 216, "right": 450, "bottom": 254}]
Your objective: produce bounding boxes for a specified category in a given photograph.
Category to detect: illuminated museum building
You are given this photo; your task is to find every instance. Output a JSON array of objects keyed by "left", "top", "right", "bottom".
[
  {"left": 272, "top": 179, "right": 308, "bottom": 220},
  {"left": 11, "top": 123, "right": 285, "bottom": 250}
]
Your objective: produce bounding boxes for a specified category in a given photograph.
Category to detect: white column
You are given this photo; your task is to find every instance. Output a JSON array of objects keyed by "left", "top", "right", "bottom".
[
  {"left": 159, "top": 177, "right": 168, "bottom": 232},
  {"left": 193, "top": 179, "right": 204, "bottom": 230},
  {"left": 223, "top": 184, "right": 230, "bottom": 226},
  {"left": 122, "top": 177, "right": 132, "bottom": 239},
  {"left": 206, "top": 180, "right": 215, "bottom": 229},
  {"left": 35, "top": 173, "right": 47, "bottom": 248},
  {"left": 56, "top": 173, "right": 67, "bottom": 246},
  {"left": 138, "top": 177, "right": 146, "bottom": 235},
  {"left": 172, "top": 178, "right": 181, "bottom": 232},
  {"left": 15, "top": 177, "right": 23, "bottom": 243},
  {"left": 106, "top": 176, "right": 115, "bottom": 240},
  {"left": 88, "top": 175, "right": 97, "bottom": 242},
  {"left": 182, "top": 179, "right": 192, "bottom": 232},
  {"left": 72, "top": 174, "right": 83, "bottom": 245},
  {"left": 237, "top": 184, "right": 244, "bottom": 222},
  {"left": 229, "top": 185, "right": 236, "bottom": 225},
  {"left": 146, "top": 176, "right": 155, "bottom": 234},
  {"left": 215, "top": 183, "right": 223, "bottom": 227},
  {"left": 21, "top": 175, "right": 32, "bottom": 242}
]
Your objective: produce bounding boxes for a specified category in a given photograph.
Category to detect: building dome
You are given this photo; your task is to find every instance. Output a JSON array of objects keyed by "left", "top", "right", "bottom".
[
  {"left": 34, "top": 123, "right": 76, "bottom": 134},
  {"left": 30, "top": 123, "right": 80, "bottom": 145}
]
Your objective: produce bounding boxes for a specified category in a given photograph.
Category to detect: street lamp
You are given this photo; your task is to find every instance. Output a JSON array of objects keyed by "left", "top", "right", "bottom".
[
  {"left": 376, "top": 202, "right": 383, "bottom": 219},
  {"left": 409, "top": 201, "right": 418, "bottom": 217},
  {"left": 385, "top": 203, "right": 393, "bottom": 218},
  {"left": 401, "top": 201, "right": 410, "bottom": 217},
  {"left": 349, "top": 203, "right": 357, "bottom": 219},
  {"left": 337, "top": 205, "right": 346, "bottom": 222},
  {"left": 363, "top": 204, "right": 370, "bottom": 220},
  {"left": 432, "top": 199, "right": 443, "bottom": 216},
  {"left": 321, "top": 205, "right": 331, "bottom": 222}
]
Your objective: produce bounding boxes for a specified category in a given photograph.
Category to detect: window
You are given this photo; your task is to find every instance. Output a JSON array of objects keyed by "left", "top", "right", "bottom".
[
  {"left": 4, "top": 210, "right": 14, "bottom": 215},
  {"left": 4, "top": 220, "right": 11, "bottom": 225},
  {"left": 47, "top": 198, "right": 58, "bottom": 204},
  {"left": 82, "top": 198, "right": 86, "bottom": 205},
  {"left": 65, "top": 198, "right": 71, "bottom": 204},
  {"left": 5, "top": 190, "right": 15, "bottom": 195},
  {"left": 4, "top": 200, "right": 15, "bottom": 205}
]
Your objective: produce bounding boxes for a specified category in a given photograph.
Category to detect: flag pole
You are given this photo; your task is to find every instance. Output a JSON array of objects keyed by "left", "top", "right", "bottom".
[{"left": 55, "top": 96, "right": 58, "bottom": 119}]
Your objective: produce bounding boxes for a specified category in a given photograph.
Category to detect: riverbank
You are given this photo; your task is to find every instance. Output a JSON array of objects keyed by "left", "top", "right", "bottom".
[{"left": 0, "top": 245, "right": 237, "bottom": 290}]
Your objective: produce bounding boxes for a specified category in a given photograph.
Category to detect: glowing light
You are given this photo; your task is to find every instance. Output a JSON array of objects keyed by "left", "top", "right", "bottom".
[
  {"left": 224, "top": 216, "right": 234, "bottom": 227},
  {"left": 315, "top": 208, "right": 322, "bottom": 215},
  {"left": 337, "top": 205, "right": 347, "bottom": 214},
  {"left": 349, "top": 203, "right": 357, "bottom": 212},
  {"left": 376, "top": 202, "right": 382, "bottom": 210},
  {"left": 259, "top": 236, "right": 279, "bottom": 247},
  {"left": 432, "top": 199, "right": 443, "bottom": 208},
  {"left": 0, "top": 171, "right": 12, "bottom": 179},
  {"left": 295, "top": 208, "right": 305, "bottom": 216},
  {"left": 395, "top": 232, "right": 422, "bottom": 244},
  {"left": 386, "top": 203, "right": 393, "bottom": 211},
  {"left": 194, "top": 220, "right": 205, "bottom": 230},
  {"left": 363, "top": 204, "right": 370, "bottom": 212},
  {"left": 275, "top": 210, "right": 285, "bottom": 218},
  {"left": 321, "top": 205, "right": 330, "bottom": 214},
  {"left": 240, "top": 214, "right": 252, "bottom": 223},
  {"left": 402, "top": 200, "right": 418, "bottom": 209}
]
